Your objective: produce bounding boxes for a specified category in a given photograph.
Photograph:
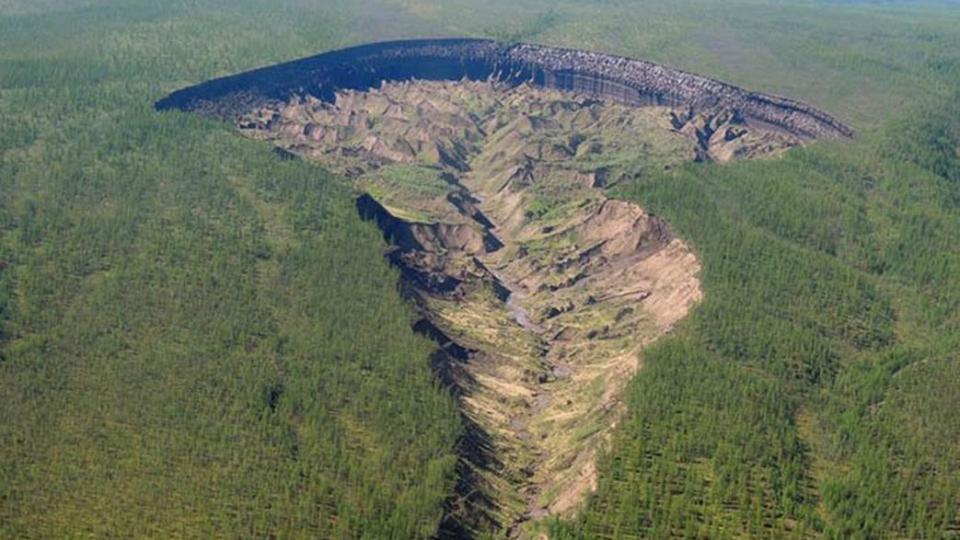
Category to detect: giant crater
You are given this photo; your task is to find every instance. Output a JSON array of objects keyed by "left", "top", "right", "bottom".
[{"left": 157, "top": 38, "right": 852, "bottom": 539}]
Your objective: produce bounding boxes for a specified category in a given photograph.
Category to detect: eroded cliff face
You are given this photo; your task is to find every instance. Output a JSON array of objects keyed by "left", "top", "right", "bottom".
[
  {"left": 156, "top": 38, "right": 853, "bottom": 141},
  {"left": 233, "top": 80, "right": 708, "bottom": 537}
]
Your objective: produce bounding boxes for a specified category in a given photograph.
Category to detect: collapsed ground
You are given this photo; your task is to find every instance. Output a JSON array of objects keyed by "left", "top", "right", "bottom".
[{"left": 236, "top": 79, "right": 807, "bottom": 536}]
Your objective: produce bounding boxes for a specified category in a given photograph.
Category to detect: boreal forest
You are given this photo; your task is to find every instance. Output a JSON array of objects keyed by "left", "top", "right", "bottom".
[{"left": 0, "top": 1, "right": 958, "bottom": 538}]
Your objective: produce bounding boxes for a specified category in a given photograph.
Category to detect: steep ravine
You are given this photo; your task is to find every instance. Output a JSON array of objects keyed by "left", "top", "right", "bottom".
[{"left": 233, "top": 80, "right": 709, "bottom": 537}]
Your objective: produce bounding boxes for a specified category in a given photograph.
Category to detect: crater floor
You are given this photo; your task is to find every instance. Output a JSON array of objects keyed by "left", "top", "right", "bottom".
[{"left": 235, "top": 79, "right": 799, "bottom": 536}]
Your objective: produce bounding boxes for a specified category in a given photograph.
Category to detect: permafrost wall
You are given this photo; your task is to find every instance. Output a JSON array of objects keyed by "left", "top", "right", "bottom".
[{"left": 156, "top": 38, "right": 853, "bottom": 139}]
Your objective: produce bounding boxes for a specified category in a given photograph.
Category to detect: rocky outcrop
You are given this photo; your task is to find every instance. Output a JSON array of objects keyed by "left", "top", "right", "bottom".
[{"left": 156, "top": 38, "right": 853, "bottom": 141}]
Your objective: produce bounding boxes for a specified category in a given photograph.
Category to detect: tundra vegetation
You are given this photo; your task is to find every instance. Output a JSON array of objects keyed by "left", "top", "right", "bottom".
[{"left": 0, "top": 1, "right": 959, "bottom": 539}]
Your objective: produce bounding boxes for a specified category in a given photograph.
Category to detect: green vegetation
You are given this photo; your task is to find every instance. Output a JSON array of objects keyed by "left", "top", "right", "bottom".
[
  {"left": 0, "top": 2, "right": 460, "bottom": 537},
  {"left": 360, "top": 164, "right": 456, "bottom": 222},
  {"left": 377, "top": 165, "right": 452, "bottom": 198},
  {"left": 1, "top": 0, "right": 959, "bottom": 538}
]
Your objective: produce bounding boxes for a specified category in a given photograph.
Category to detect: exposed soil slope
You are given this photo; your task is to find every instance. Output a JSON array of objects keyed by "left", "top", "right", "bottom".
[{"left": 234, "top": 80, "right": 721, "bottom": 536}]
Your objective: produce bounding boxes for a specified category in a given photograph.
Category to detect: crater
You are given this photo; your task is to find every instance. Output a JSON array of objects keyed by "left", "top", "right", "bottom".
[{"left": 157, "top": 38, "right": 851, "bottom": 538}]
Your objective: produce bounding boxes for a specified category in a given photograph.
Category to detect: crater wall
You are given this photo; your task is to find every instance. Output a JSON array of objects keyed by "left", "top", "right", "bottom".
[{"left": 156, "top": 38, "right": 853, "bottom": 140}]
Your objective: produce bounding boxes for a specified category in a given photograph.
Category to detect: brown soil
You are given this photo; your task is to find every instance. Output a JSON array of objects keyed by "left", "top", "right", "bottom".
[{"left": 233, "top": 79, "right": 797, "bottom": 537}]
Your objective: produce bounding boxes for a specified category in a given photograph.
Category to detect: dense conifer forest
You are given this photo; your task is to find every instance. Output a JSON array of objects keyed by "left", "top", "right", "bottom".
[{"left": 1, "top": 0, "right": 958, "bottom": 538}]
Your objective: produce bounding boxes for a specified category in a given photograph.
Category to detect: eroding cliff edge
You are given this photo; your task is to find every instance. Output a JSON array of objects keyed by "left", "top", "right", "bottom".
[{"left": 156, "top": 38, "right": 853, "bottom": 140}]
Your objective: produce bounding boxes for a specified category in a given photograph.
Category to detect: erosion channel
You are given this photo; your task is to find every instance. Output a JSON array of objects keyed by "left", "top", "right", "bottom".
[{"left": 157, "top": 39, "right": 852, "bottom": 539}]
